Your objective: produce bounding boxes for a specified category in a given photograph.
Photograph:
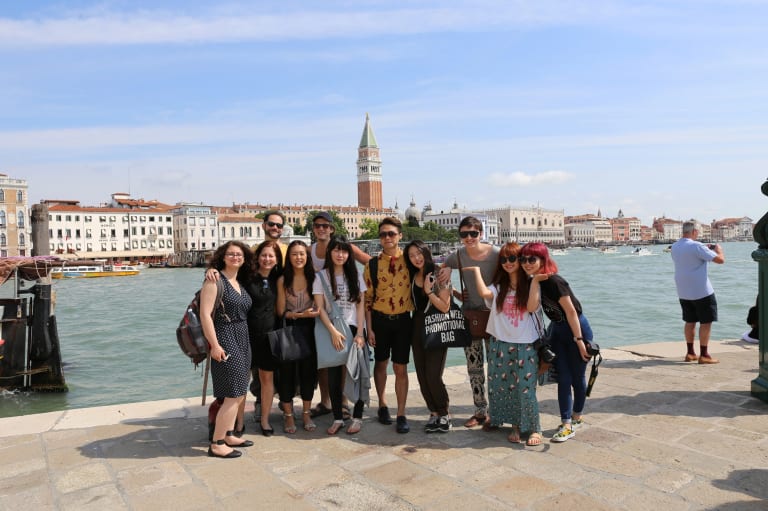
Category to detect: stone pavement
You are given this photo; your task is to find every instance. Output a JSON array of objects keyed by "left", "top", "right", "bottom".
[{"left": 1, "top": 340, "right": 767, "bottom": 511}]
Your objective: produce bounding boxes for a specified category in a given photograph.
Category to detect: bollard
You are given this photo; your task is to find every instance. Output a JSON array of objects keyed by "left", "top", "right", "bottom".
[{"left": 750, "top": 179, "right": 768, "bottom": 403}]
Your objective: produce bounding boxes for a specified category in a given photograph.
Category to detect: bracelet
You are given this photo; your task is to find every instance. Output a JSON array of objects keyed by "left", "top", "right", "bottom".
[{"left": 574, "top": 337, "right": 583, "bottom": 342}]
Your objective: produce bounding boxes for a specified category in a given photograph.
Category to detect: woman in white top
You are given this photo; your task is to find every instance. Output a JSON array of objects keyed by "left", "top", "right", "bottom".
[
  {"left": 468, "top": 242, "right": 543, "bottom": 446},
  {"left": 312, "top": 236, "right": 368, "bottom": 435}
]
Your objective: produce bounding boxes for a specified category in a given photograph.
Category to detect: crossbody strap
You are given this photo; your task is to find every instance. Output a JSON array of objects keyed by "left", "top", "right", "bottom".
[{"left": 319, "top": 270, "right": 343, "bottom": 320}]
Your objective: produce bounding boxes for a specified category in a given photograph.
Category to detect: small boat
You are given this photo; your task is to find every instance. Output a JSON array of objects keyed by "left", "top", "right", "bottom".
[
  {"left": 599, "top": 247, "right": 617, "bottom": 254},
  {"left": 551, "top": 248, "right": 568, "bottom": 256},
  {"left": 663, "top": 246, "right": 672, "bottom": 253},
  {"left": 632, "top": 247, "right": 652, "bottom": 256},
  {"left": 51, "top": 263, "right": 142, "bottom": 279}
]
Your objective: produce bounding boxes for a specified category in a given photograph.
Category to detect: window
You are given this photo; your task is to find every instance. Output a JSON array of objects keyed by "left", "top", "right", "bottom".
[
  {"left": 199, "top": 218, "right": 206, "bottom": 226},
  {"left": 159, "top": 240, "right": 165, "bottom": 248},
  {"left": 87, "top": 243, "right": 93, "bottom": 252},
  {"left": 141, "top": 227, "right": 146, "bottom": 235},
  {"left": 76, "top": 229, "right": 81, "bottom": 239},
  {"left": 110, "top": 229, "right": 116, "bottom": 238},
  {"left": 99, "top": 216, "right": 107, "bottom": 222},
  {"left": 84, "top": 215, "right": 92, "bottom": 222},
  {"left": 123, "top": 229, "right": 129, "bottom": 237},
  {"left": 65, "top": 215, "right": 72, "bottom": 221},
  {"left": 75, "top": 215, "right": 80, "bottom": 221},
  {"left": 17, "top": 191, "right": 22, "bottom": 202},
  {"left": 86, "top": 228, "right": 92, "bottom": 239},
  {"left": 0, "top": 211, "right": 6, "bottom": 226},
  {"left": 0, "top": 190, "right": 4, "bottom": 201},
  {"left": 132, "top": 240, "right": 138, "bottom": 249},
  {"left": 0, "top": 234, "right": 5, "bottom": 246},
  {"left": 65, "top": 229, "right": 72, "bottom": 239},
  {"left": 124, "top": 242, "right": 130, "bottom": 249},
  {"left": 17, "top": 212, "right": 24, "bottom": 227},
  {"left": 168, "top": 240, "right": 173, "bottom": 249},
  {"left": 101, "top": 243, "right": 107, "bottom": 251},
  {"left": 189, "top": 217, "right": 196, "bottom": 226}
]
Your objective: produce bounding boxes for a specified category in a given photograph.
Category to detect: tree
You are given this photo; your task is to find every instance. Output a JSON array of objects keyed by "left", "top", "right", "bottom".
[{"left": 358, "top": 218, "right": 379, "bottom": 239}]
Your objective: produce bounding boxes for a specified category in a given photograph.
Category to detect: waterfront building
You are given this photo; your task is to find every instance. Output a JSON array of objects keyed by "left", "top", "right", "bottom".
[
  {"left": 652, "top": 217, "right": 684, "bottom": 243},
  {"left": 0, "top": 174, "right": 31, "bottom": 257},
  {"left": 712, "top": 216, "right": 754, "bottom": 241},
  {"left": 171, "top": 203, "right": 217, "bottom": 264},
  {"left": 564, "top": 212, "right": 612, "bottom": 245},
  {"left": 610, "top": 210, "right": 642, "bottom": 243},
  {"left": 215, "top": 210, "right": 263, "bottom": 247},
  {"left": 484, "top": 205, "right": 562, "bottom": 245},
  {"left": 44, "top": 193, "right": 174, "bottom": 260}
]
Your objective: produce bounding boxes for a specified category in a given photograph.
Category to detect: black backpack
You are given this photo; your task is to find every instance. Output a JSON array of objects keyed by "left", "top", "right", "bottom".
[{"left": 176, "top": 279, "right": 227, "bottom": 367}]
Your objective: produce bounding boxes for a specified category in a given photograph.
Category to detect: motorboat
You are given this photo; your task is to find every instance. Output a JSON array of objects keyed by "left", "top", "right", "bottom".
[{"left": 51, "top": 262, "right": 141, "bottom": 279}]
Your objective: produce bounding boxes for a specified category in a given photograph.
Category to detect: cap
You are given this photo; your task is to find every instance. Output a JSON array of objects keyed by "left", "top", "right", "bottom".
[{"left": 312, "top": 211, "right": 332, "bottom": 223}]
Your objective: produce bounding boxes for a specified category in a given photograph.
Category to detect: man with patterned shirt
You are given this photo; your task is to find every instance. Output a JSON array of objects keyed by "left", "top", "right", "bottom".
[{"left": 364, "top": 217, "right": 414, "bottom": 433}]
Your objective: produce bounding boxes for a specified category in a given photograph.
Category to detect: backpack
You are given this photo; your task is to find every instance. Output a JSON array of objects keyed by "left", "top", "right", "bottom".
[{"left": 176, "top": 279, "right": 226, "bottom": 367}]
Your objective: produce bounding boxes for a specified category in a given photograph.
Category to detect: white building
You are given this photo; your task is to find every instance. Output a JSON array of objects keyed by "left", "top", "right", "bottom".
[
  {"left": 564, "top": 220, "right": 613, "bottom": 245},
  {"left": 172, "top": 203, "right": 218, "bottom": 260},
  {"left": 44, "top": 193, "right": 174, "bottom": 260},
  {"left": 0, "top": 174, "right": 31, "bottom": 256},
  {"left": 422, "top": 202, "right": 500, "bottom": 244},
  {"left": 481, "top": 206, "right": 565, "bottom": 245}
]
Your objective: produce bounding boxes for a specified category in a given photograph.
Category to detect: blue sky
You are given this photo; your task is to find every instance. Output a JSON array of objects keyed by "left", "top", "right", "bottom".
[{"left": 1, "top": 1, "right": 767, "bottom": 226}]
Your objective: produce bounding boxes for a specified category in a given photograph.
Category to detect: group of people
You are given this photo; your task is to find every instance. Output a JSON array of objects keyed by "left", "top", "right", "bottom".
[{"left": 199, "top": 211, "right": 596, "bottom": 459}]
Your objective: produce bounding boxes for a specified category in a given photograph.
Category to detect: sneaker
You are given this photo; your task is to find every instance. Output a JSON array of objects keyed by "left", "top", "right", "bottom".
[
  {"left": 424, "top": 415, "right": 439, "bottom": 433},
  {"left": 571, "top": 417, "right": 584, "bottom": 429},
  {"left": 396, "top": 415, "right": 410, "bottom": 434},
  {"left": 551, "top": 424, "right": 575, "bottom": 442},
  {"left": 436, "top": 415, "right": 452, "bottom": 433},
  {"left": 378, "top": 406, "right": 393, "bottom": 425}
]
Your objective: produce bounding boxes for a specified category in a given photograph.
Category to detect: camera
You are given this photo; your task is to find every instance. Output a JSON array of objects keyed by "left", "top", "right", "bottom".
[
  {"left": 707, "top": 244, "right": 717, "bottom": 250},
  {"left": 585, "top": 340, "right": 600, "bottom": 358},
  {"left": 532, "top": 338, "right": 556, "bottom": 364}
]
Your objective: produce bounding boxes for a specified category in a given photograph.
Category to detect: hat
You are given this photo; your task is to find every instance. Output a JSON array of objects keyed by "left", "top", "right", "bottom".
[{"left": 312, "top": 211, "right": 332, "bottom": 223}]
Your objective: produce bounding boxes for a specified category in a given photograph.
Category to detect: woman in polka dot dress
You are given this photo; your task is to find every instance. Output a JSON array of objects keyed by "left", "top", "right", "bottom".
[{"left": 201, "top": 241, "right": 255, "bottom": 458}]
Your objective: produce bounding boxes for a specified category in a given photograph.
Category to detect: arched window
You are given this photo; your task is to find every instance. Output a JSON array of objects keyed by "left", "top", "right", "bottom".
[
  {"left": 0, "top": 234, "right": 6, "bottom": 246},
  {"left": 17, "top": 211, "right": 24, "bottom": 227},
  {"left": 0, "top": 211, "right": 5, "bottom": 226}
]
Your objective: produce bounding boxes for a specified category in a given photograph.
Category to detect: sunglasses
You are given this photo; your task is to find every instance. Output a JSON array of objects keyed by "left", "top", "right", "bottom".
[
  {"left": 459, "top": 231, "right": 480, "bottom": 239},
  {"left": 499, "top": 255, "right": 518, "bottom": 264},
  {"left": 379, "top": 231, "right": 399, "bottom": 238},
  {"left": 519, "top": 256, "right": 539, "bottom": 264},
  {"left": 266, "top": 221, "right": 284, "bottom": 229},
  {"left": 313, "top": 223, "right": 332, "bottom": 229},
  {"left": 225, "top": 253, "right": 244, "bottom": 258}
]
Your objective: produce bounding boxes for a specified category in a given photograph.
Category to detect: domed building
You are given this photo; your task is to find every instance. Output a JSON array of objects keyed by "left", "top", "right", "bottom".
[{"left": 404, "top": 197, "right": 421, "bottom": 226}]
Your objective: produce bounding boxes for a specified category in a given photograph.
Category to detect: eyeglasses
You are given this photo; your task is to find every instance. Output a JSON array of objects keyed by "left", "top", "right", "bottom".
[
  {"left": 519, "top": 256, "right": 539, "bottom": 264},
  {"left": 379, "top": 231, "right": 399, "bottom": 238},
  {"left": 313, "top": 223, "right": 332, "bottom": 229},
  {"left": 266, "top": 221, "right": 284, "bottom": 229},
  {"left": 499, "top": 255, "right": 518, "bottom": 264},
  {"left": 459, "top": 231, "right": 480, "bottom": 239},
  {"left": 225, "top": 253, "right": 244, "bottom": 258}
]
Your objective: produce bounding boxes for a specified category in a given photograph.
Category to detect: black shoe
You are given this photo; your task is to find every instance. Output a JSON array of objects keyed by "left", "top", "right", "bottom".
[
  {"left": 378, "top": 406, "right": 393, "bottom": 425},
  {"left": 208, "top": 440, "right": 242, "bottom": 459},
  {"left": 225, "top": 431, "right": 253, "bottom": 447},
  {"left": 436, "top": 415, "right": 452, "bottom": 433},
  {"left": 424, "top": 416, "right": 439, "bottom": 434},
  {"left": 260, "top": 425, "right": 274, "bottom": 437},
  {"left": 396, "top": 416, "right": 410, "bottom": 434}
]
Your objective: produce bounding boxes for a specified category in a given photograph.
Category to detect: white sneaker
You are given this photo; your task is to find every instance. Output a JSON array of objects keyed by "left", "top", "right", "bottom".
[
  {"left": 551, "top": 424, "right": 575, "bottom": 442},
  {"left": 571, "top": 417, "right": 584, "bottom": 429}
]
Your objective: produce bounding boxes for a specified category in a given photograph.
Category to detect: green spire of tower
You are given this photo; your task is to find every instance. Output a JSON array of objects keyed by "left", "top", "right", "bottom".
[{"left": 359, "top": 112, "right": 378, "bottom": 148}]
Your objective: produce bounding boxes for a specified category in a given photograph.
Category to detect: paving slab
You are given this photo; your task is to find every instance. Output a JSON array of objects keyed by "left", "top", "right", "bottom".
[{"left": 0, "top": 340, "right": 766, "bottom": 510}]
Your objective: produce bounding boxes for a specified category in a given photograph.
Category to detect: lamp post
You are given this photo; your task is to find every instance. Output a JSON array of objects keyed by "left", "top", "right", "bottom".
[
  {"left": 514, "top": 217, "right": 518, "bottom": 243},
  {"left": 751, "top": 179, "right": 768, "bottom": 403}
]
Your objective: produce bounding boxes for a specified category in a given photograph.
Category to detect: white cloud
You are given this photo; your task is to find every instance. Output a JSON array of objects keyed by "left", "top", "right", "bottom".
[{"left": 487, "top": 171, "right": 573, "bottom": 187}]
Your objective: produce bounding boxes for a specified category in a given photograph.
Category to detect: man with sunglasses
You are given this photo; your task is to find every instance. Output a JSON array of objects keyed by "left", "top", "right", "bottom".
[
  {"left": 364, "top": 217, "right": 414, "bottom": 433},
  {"left": 438, "top": 216, "right": 499, "bottom": 429},
  {"left": 261, "top": 210, "right": 288, "bottom": 259}
]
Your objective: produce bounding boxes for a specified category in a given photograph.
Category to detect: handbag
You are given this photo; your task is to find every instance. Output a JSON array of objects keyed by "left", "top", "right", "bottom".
[
  {"left": 314, "top": 271, "right": 354, "bottom": 369},
  {"left": 423, "top": 298, "right": 472, "bottom": 349},
  {"left": 268, "top": 315, "right": 311, "bottom": 362},
  {"left": 533, "top": 311, "right": 558, "bottom": 386},
  {"left": 457, "top": 250, "right": 490, "bottom": 339}
]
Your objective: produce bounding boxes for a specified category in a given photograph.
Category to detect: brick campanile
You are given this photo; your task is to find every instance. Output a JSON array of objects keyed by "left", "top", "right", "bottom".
[{"left": 356, "top": 113, "right": 383, "bottom": 209}]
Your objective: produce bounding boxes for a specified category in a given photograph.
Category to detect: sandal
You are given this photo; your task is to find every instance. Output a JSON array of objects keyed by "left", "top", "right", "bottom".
[
  {"left": 464, "top": 414, "right": 487, "bottom": 428},
  {"left": 302, "top": 411, "right": 317, "bottom": 432},
  {"left": 346, "top": 418, "right": 363, "bottom": 435},
  {"left": 342, "top": 404, "right": 352, "bottom": 421},
  {"left": 310, "top": 403, "right": 332, "bottom": 418},
  {"left": 327, "top": 420, "right": 344, "bottom": 435},
  {"left": 507, "top": 426, "right": 522, "bottom": 444},
  {"left": 526, "top": 432, "right": 543, "bottom": 446},
  {"left": 283, "top": 413, "right": 297, "bottom": 434}
]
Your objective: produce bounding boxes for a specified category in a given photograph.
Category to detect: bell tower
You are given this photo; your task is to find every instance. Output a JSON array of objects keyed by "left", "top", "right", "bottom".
[{"left": 357, "top": 113, "right": 383, "bottom": 209}]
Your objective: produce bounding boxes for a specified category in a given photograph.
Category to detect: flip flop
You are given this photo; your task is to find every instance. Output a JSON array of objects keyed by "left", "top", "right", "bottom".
[
  {"left": 507, "top": 426, "right": 522, "bottom": 444},
  {"left": 309, "top": 403, "right": 332, "bottom": 418}
]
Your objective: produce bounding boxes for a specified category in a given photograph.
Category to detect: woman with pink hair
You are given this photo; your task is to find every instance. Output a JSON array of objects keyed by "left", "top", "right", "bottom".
[{"left": 521, "top": 242, "right": 593, "bottom": 443}]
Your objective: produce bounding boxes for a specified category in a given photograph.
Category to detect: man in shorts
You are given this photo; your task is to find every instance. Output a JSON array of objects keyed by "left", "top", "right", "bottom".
[
  {"left": 364, "top": 217, "right": 414, "bottom": 433},
  {"left": 671, "top": 221, "right": 725, "bottom": 364}
]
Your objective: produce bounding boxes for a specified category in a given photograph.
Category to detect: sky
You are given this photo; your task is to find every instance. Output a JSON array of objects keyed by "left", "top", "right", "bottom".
[{"left": 1, "top": 0, "right": 767, "bottom": 227}]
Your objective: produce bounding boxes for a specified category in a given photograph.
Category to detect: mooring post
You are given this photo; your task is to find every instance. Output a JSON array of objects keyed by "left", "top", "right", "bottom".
[{"left": 750, "top": 179, "right": 768, "bottom": 403}]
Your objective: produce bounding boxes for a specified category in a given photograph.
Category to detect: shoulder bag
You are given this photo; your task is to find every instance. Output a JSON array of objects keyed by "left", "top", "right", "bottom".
[
  {"left": 533, "top": 311, "right": 558, "bottom": 385},
  {"left": 268, "top": 315, "right": 312, "bottom": 362},
  {"left": 458, "top": 250, "right": 490, "bottom": 340},
  {"left": 419, "top": 280, "right": 472, "bottom": 350},
  {"left": 314, "top": 271, "right": 354, "bottom": 369}
]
